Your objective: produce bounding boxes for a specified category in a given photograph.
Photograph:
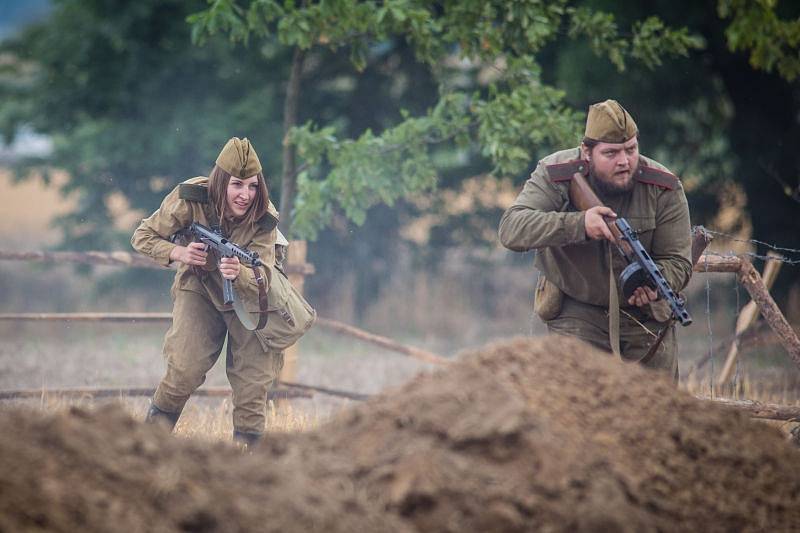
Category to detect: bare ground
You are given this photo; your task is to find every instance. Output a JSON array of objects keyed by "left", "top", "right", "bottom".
[{"left": 1, "top": 336, "right": 799, "bottom": 532}]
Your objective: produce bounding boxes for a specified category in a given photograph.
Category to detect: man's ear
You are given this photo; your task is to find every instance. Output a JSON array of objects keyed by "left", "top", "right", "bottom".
[{"left": 580, "top": 142, "right": 591, "bottom": 161}]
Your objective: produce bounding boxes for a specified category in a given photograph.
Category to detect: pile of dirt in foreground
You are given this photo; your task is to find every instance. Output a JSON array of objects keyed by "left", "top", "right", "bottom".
[
  {"left": 297, "top": 336, "right": 800, "bottom": 532},
  {"left": 0, "top": 404, "right": 409, "bottom": 533},
  {"left": 2, "top": 336, "right": 799, "bottom": 532}
]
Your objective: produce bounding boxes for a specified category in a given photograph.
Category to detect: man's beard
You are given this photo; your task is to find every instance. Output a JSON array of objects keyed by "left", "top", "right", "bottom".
[{"left": 589, "top": 160, "right": 637, "bottom": 197}]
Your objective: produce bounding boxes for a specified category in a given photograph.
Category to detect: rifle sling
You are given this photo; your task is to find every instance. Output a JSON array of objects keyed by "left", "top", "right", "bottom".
[
  {"left": 231, "top": 264, "right": 270, "bottom": 331},
  {"left": 636, "top": 320, "right": 673, "bottom": 365},
  {"left": 607, "top": 243, "right": 622, "bottom": 360}
]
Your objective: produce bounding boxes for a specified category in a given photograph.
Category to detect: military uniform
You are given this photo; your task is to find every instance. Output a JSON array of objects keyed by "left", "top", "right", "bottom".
[
  {"left": 132, "top": 138, "right": 282, "bottom": 441},
  {"left": 499, "top": 101, "right": 692, "bottom": 379}
]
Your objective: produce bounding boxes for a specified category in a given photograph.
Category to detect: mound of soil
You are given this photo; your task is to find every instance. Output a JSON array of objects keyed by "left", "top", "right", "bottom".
[
  {"left": 0, "top": 405, "right": 409, "bottom": 533},
  {"left": 1, "top": 336, "right": 799, "bottom": 532},
  {"left": 305, "top": 336, "right": 800, "bottom": 532}
]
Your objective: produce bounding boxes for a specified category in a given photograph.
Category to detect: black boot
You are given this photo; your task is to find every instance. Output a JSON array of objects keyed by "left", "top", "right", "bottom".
[
  {"left": 233, "top": 430, "right": 263, "bottom": 448},
  {"left": 144, "top": 402, "right": 181, "bottom": 431}
]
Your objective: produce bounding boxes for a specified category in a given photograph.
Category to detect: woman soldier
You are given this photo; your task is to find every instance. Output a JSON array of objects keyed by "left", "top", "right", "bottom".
[{"left": 132, "top": 137, "right": 282, "bottom": 446}]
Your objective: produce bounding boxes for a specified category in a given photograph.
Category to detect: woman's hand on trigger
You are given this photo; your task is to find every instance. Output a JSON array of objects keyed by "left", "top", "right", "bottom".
[{"left": 170, "top": 242, "right": 208, "bottom": 266}]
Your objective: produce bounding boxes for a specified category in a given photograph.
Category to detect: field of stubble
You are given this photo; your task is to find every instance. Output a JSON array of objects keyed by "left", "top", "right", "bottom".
[
  {"left": 0, "top": 321, "right": 436, "bottom": 440},
  {"left": 2, "top": 311, "right": 799, "bottom": 443}
]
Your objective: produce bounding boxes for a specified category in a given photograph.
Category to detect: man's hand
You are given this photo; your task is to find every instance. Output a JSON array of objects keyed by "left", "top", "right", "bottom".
[
  {"left": 170, "top": 242, "right": 208, "bottom": 266},
  {"left": 219, "top": 256, "right": 241, "bottom": 280},
  {"left": 628, "top": 285, "right": 658, "bottom": 307},
  {"left": 584, "top": 206, "right": 617, "bottom": 242}
]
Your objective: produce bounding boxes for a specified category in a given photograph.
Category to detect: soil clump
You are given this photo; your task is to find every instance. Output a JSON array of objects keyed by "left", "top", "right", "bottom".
[{"left": 1, "top": 336, "right": 798, "bottom": 532}]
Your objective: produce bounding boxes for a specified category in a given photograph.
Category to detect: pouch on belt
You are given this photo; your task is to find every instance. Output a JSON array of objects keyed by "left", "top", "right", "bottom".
[
  {"left": 253, "top": 266, "right": 316, "bottom": 351},
  {"left": 534, "top": 275, "right": 563, "bottom": 321}
]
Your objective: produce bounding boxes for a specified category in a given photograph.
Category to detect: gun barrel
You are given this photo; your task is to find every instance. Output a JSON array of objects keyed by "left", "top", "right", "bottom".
[{"left": 615, "top": 218, "right": 692, "bottom": 326}]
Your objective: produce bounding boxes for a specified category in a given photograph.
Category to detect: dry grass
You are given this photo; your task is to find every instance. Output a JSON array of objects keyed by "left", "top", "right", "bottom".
[
  {"left": 3, "top": 394, "right": 322, "bottom": 443},
  {"left": 682, "top": 373, "right": 800, "bottom": 440},
  {"left": 174, "top": 399, "right": 321, "bottom": 442},
  {"left": 5, "top": 363, "right": 797, "bottom": 446}
]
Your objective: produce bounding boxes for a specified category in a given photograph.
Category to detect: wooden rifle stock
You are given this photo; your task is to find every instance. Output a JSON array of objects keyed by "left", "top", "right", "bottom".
[{"left": 568, "top": 171, "right": 633, "bottom": 257}]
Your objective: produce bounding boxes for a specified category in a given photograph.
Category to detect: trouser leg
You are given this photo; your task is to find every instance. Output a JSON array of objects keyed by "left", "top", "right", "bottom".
[
  {"left": 619, "top": 317, "right": 679, "bottom": 383},
  {"left": 224, "top": 313, "right": 284, "bottom": 435},
  {"left": 546, "top": 297, "right": 611, "bottom": 352},
  {"left": 546, "top": 296, "right": 678, "bottom": 381},
  {"left": 152, "top": 290, "right": 227, "bottom": 416}
]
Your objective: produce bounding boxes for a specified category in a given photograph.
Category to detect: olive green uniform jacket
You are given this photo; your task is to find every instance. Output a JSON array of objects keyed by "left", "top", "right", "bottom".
[
  {"left": 131, "top": 177, "right": 283, "bottom": 434},
  {"left": 499, "top": 148, "right": 692, "bottom": 376}
]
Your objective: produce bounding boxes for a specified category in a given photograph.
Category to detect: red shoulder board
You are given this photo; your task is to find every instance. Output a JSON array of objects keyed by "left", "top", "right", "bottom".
[
  {"left": 546, "top": 159, "right": 589, "bottom": 182},
  {"left": 635, "top": 164, "right": 678, "bottom": 190}
]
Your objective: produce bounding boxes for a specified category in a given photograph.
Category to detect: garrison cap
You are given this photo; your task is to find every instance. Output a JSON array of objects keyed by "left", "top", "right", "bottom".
[
  {"left": 584, "top": 99, "right": 638, "bottom": 143},
  {"left": 216, "top": 137, "right": 262, "bottom": 178}
]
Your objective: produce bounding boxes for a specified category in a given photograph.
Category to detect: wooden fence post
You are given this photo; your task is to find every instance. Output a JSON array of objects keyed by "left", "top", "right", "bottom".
[
  {"left": 717, "top": 251, "right": 782, "bottom": 386},
  {"left": 280, "top": 240, "right": 308, "bottom": 383},
  {"left": 736, "top": 257, "right": 800, "bottom": 369}
]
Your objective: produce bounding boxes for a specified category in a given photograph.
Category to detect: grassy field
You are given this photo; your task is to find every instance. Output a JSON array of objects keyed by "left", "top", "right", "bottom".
[{"left": 1, "top": 317, "right": 798, "bottom": 443}]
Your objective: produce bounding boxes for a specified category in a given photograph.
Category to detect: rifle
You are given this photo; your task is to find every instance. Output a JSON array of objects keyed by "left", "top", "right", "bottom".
[
  {"left": 569, "top": 171, "right": 692, "bottom": 326},
  {"left": 188, "top": 222, "right": 268, "bottom": 330},
  {"left": 190, "top": 222, "right": 264, "bottom": 304}
]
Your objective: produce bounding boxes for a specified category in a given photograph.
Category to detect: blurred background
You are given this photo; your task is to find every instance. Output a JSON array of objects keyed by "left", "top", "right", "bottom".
[{"left": 1, "top": 0, "right": 799, "bottom": 417}]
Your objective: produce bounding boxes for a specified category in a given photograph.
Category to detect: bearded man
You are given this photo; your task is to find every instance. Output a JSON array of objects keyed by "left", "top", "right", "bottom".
[{"left": 498, "top": 100, "right": 692, "bottom": 380}]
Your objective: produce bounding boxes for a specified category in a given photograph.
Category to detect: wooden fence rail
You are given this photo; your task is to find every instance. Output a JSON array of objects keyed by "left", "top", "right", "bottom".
[
  {"left": 0, "top": 313, "right": 448, "bottom": 365},
  {"left": 0, "top": 247, "right": 744, "bottom": 275},
  {"left": 0, "top": 380, "right": 369, "bottom": 402},
  {"left": 0, "top": 249, "right": 315, "bottom": 276}
]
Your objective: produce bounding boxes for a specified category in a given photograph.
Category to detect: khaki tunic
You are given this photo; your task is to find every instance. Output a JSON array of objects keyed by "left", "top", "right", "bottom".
[
  {"left": 499, "top": 148, "right": 692, "bottom": 377},
  {"left": 131, "top": 177, "right": 282, "bottom": 433}
]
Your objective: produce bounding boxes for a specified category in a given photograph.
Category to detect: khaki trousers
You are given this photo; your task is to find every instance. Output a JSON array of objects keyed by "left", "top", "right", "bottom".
[
  {"left": 153, "top": 289, "right": 284, "bottom": 433},
  {"left": 546, "top": 295, "right": 679, "bottom": 382}
]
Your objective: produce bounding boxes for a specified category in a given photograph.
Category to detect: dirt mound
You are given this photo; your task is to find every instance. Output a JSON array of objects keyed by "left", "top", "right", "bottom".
[
  {"left": 304, "top": 336, "right": 800, "bottom": 532},
  {"left": 1, "top": 336, "right": 799, "bottom": 532},
  {"left": 0, "top": 404, "right": 408, "bottom": 533}
]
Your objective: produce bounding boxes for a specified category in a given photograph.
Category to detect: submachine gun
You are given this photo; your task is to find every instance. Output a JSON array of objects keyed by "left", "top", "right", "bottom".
[
  {"left": 569, "top": 171, "right": 692, "bottom": 327},
  {"left": 188, "top": 222, "right": 268, "bottom": 330}
]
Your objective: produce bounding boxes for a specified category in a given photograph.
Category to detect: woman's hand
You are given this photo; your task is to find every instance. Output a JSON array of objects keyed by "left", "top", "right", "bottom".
[
  {"left": 170, "top": 242, "right": 208, "bottom": 266},
  {"left": 219, "top": 256, "right": 241, "bottom": 280}
]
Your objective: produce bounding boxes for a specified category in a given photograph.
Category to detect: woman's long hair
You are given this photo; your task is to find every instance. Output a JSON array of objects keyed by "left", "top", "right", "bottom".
[{"left": 207, "top": 165, "right": 270, "bottom": 230}]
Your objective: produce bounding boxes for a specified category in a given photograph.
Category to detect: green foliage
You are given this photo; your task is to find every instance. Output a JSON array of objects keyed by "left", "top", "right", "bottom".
[
  {"left": 189, "top": 0, "right": 702, "bottom": 239},
  {"left": 0, "top": 0, "right": 287, "bottom": 249},
  {"left": 474, "top": 58, "right": 584, "bottom": 174},
  {"left": 290, "top": 92, "right": 471, "bottom": 239},
  {"left": 1, "top": 0, "right": 705, "bottom": 245},
  {"left": 719, "top": 0, "right": 800, "bottom": 81},
  {"left": 568, "top": 7, "right": 702, "bottom": 70}
]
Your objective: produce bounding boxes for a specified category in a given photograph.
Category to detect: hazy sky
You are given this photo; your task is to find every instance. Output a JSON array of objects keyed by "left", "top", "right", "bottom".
[{"left": 0, "top": 0, "right": 51, "bottom": 40}]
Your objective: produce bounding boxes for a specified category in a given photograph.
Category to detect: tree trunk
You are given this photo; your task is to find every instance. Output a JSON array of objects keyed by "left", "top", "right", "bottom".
[{"left": 279, "top": 47, "right": 306, "bottom": 237}]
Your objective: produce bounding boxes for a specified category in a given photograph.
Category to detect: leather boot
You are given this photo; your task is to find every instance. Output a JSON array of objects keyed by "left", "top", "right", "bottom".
[
  {"left": 791, "top": 424, "right": 800, "bottom": 448},
  {"left": 233, "top": 430, "right": 263, "bottom": 448},
  {"left": 144, "top": 402, "right": 181, "bottom": 431}
]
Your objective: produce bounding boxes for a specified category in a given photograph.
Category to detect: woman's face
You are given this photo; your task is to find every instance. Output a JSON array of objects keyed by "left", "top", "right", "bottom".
[{"left": 226, "top": 175, "right": 259, "bottom": 218}]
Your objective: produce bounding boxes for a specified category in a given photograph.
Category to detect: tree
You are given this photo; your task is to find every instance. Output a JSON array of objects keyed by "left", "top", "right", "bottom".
[
  {"left": 0, "top": 0, "right": 289, "bottom": 249},
  {"left": 544, "top": 0, "right": 800, "bottom": 307},
  {"left": 188, "top": 0, "right": 701, "bottom": 239}
]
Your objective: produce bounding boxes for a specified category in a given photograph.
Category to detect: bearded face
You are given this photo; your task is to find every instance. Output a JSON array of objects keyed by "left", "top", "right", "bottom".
[{"left": 582, "top": 137, "right": 640, "bottom": 197}]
